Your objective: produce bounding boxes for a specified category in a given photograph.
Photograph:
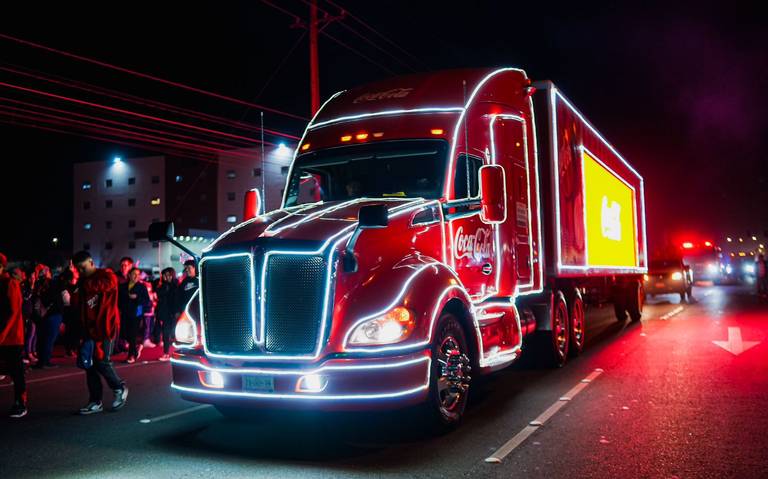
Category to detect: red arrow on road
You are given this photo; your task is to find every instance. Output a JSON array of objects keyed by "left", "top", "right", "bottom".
[{"left": 713, "top": 327, "right": 760, "bottom": 356}]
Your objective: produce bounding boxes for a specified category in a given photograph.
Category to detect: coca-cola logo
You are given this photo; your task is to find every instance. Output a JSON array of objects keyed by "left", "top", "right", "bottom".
[
  {"left": 352, "top": 88, "right": 414, "bottom": 104},
  {"left": 454, "top": 226, "right": 493, "bottom": 260}
]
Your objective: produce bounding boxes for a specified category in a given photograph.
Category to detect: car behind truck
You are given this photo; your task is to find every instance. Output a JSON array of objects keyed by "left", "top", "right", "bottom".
[{"left": 151, "top": 67, "right": 648, "bottom": 430}]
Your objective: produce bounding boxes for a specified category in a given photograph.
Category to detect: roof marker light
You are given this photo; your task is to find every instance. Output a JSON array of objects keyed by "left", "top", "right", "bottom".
[
  {"left": 682, "top": 242, "right": 694, "bottom": 249},
  {"left": 301, "top": 143, "right": 310, "bottom": 151},
  {"left": 430, "top": 128, "right": 444, "bottom": 135},
  {"left": 341, "top": 135, "right": 352, "bottom": 142},
  {"left": 355, "top": 132, "right": 369, "bottom": 140},
  {"left": 372, "top": 132, "right": 384, "bottom": 138}
]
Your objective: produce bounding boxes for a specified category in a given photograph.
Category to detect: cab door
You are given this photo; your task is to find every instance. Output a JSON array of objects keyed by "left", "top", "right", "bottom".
[
  {"left": 447, "top": 153, "right": 498, "bottom": 300},
  {"left": 492, "top": 117, "right": 533, "bottom": 290}
]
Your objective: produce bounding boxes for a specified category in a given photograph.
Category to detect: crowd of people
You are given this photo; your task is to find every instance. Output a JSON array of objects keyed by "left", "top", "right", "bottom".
[{"left": 0, "top": 251, "right": 198, "bottom": 419}]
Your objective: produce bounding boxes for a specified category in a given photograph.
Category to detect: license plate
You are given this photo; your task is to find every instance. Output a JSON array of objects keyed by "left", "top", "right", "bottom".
[
  {"left": 242, "top": 375, "right": 274, "bottom": 393},
  {"left": 655, "top": 282, "right": 665, "bottom": 288}
]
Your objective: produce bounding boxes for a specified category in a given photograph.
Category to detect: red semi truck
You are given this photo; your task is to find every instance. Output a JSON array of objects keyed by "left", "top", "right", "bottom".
[{"left": 152, "top": 67, "right": 648, "bottom": 429}]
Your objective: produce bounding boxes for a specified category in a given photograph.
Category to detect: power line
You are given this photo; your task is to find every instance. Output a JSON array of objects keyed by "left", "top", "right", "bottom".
[
  {"left": 0, "top": 32, "right": 309, "bottom": 122},
  {"left": 323, "top": 0, "right": 426, "bottom": 68}
]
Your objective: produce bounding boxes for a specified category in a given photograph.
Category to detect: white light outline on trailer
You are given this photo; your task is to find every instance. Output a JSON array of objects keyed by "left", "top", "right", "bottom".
[
  {"left": 526, "top": 94, "right": 544, "bottom": 295},
  {"left": 549, "top": 86, "right": 647, "bottom": 273},
  {"left": 173, "top": 289, "right": 200, "bottom": 350},
  {"left": 307, "top": 107, "right": 464, "bottom": 130},
  {"left": 198, "top": 252, "right": 258, "bottom": 350}
]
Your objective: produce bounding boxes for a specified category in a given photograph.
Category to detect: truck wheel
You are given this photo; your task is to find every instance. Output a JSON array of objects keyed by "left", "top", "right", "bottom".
[
  {"left": 532, "top": 291, "right": 570, "bottom": 368},
  {"left": 627, "top": 281, "right": 643, "bottom": 322},
  {"left": 568, "top": 292, "right": 586, "bottom": 357},
  {"left": 424, "top": 313, "right": 472, "bottom": 432}
]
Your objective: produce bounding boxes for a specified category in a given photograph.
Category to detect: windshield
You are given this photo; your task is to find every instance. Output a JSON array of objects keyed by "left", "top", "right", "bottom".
[
  {"left": 650, "top": 259, "right": 681, "bottom": 270},
  {"left": 284, "top": 140, "right": 448, "bottom": 206}
]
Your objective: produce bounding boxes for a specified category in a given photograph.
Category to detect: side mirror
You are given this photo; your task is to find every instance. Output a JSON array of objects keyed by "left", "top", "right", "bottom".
[
  {"left": 148, "top": 221, "right": 175, "bottom": 242},
  {"left": 479, "top": 165, "right": 507, "bottom": 224},
  {"left": 243, "top": 188, "right": 262, "bottom": 221},
  {"left": 358, "top": 204, "right": 388, "bottom": 229}
]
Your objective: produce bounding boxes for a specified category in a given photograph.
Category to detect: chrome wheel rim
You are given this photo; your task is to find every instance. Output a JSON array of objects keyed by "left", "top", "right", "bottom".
[
  {"left": 436, "top": 335, "right": 470, "bottom": 415},
  {"left": 572, "top": 302, "right": 584, "bottom": 348},
  {"left": 555, "top": 304, "right": 568, "bottom": 358}
]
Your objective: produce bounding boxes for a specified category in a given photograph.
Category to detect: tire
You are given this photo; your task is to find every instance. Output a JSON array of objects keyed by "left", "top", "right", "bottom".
[
  {"left": 532, "top": 291, "right": 570, "bottom": 368},
  {"left": 627, "top": 280, "right": 643, "bottom": 322},
  {"left": 423, "top": 313, "right": 472, "bottom": 433},
  {"left": 568, "top": 292, "right": 586, "bottom": 357}
]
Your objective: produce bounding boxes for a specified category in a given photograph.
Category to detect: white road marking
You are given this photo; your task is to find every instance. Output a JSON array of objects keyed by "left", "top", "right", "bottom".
[
  {"left": 139, "top": 404, "right": 212, "bottom": 424},
  {"left": 658, "top": 306, "right": 684, "bottom": 321},
  {"left": 713, "top": 327, "right": 760, "bottom": 356},
  {"left": 0, "top": 360, "right": 162, "bottom": 389},
  {"left": 485, "top": 368, "right": 603, "bottom": 464}
]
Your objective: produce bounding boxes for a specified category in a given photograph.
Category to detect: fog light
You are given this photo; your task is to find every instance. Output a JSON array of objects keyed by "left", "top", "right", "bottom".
[
  {"left": 198, "top": 371, "right": 224, "bottom": 389},
  {"left": 296, "top": 374, "right": 328, "bottom": 393}
]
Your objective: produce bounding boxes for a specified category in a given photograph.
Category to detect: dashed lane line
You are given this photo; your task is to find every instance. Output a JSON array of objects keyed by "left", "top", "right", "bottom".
[
  {"left": 658, "top": 306, "right": 684, "bottom": 321},
  {"left": 0, "top": 359, "right": 163, "bottom": 389},
  {"left": 139, "top": 404, "right": 213, "bottom": 424},
  {"left": 485, "top": 368, "right": 604, "bottom": 464}
]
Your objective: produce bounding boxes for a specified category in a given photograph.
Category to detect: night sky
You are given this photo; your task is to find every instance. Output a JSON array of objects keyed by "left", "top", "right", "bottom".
[{"left": 2, "top": 1, "right": 766, "bottom": 260}]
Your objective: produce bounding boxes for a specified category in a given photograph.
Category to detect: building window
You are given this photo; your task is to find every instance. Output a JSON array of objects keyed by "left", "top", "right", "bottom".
[
  {"left": 105, "top": 242, "right": 113, "bottom": 250},
  {"left": 128, "top": 219, "right": 136, "bottom": 228},
  {"left": 281, "top": 166, "right": 289, "bottom": 175},
  {"left": 128, "top": 177, "right": 135, "bottom": 185},
  {"left": 151, "top": 175, "right": 160, "bottom": 184},
  {"left": 83, "top": 243, "right": 90, "bottom": 250},
  {"left": 226, "top": 215, "right": 237, "bottom": 223},
  {"left": 106, "top": 221, "right": 112, "bottom": 229},
  {"left": 227, "top": 192, "right": 236, "bottom": 201},
  {"left": 128, "top": 241, "right": 136, "bottom": 249},
  {"left": 151, "top": 197, "right": 161, "bottom": 206},
  {"left": 227, "top": 170, "right": 236, "bottom": 179},
  {"left": 105, "top": 179, "right": 113, "bottom": 188},
  {"left": 253, "top": 168, "right": 262, "bottom": 177},
  {"left": 84, "top": 223, "right": 92, "bottom": 231},
  {"left": 83, "top": 201, "right": 91, "bottom": 210},
  {"left": 128, "top": 198, "right": 136, "bottom": 207},
  {"left": 106, "top": 200, "right": 113, "bottom": 208},
  {"left": 82, "top": 181, "right": 92, "bottom": 190},
  {"left": 175, "top": 175, "right": 183, "bottom": 183},
  {"left": 152, "top": 242, "right": 159, "bottom": 248}
]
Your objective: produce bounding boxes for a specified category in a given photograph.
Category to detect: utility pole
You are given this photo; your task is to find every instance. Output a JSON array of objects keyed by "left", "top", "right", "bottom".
[{"left": 309, "top": 0, "right": 320, "bottom": 114}]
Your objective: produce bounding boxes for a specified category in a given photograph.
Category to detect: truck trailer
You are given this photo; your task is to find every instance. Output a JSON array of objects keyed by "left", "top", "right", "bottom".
[{"left": 153, "top": 67, "right": 648, "bottom": 429}]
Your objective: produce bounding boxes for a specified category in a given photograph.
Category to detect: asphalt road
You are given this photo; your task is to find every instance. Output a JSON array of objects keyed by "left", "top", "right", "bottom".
[{"left": 2, "top": 285, "right": 766, "bottom": 478}]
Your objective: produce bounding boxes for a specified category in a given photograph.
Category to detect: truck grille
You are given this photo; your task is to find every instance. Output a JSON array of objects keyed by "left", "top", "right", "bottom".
[
  {"left": 201, "top": 254, "right": 256, "bottom": 354},
  {"left": 263, "top": 254, "right": 327, "bottom": 354}
]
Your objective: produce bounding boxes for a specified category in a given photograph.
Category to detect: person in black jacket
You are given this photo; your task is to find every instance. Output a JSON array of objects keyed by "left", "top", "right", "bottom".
[
  {"left": 177, "top": 260, "right": 199, "bottom": 315},
  {"left": 32, "top": 270, "right": 66, "bottom": 369},
  {"left": 155, "top": 268, "right": 178, "bottom": 361},
  {"left": 118, "top": 268, "right": 150, "bottom": 364}
]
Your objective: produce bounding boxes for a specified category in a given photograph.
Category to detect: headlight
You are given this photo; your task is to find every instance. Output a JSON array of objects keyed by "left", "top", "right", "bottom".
[
  {"left": 671, "top": 271, "right": 683, "bottom": 280},
  {"left": 706, "top": 263, "right": 718, "bottom": 274},
  {"left": 643, "top": 274, "right": 649, "bottom": 282},
  {"left": 348, "top": 307, "right": 415, "bottom": 346},
  {"left": 174, "top": 312, "right": 198, "bottom": 345},
  {"left": 744, "top": 264, "right": 755, "bottom": 274}
]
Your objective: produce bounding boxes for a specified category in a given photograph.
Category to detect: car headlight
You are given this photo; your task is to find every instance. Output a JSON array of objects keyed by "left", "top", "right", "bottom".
[
  {"left": 744, "top": 264, "right": 755, "bottom": 274},
  {"left": 348, "top": 307, "right": 415, "bottom": 346},
  {"left": 671, "top": 271, "right": 683, "bottom": 280},
  {"left": 706, "top": 263, "right": 718, "bottom": 274},
  {"left": 174, "top": 311, "right": 198, "bottom": 346},
  {"left": 643, "top": 274, "right": 649, "bottom": 282}
]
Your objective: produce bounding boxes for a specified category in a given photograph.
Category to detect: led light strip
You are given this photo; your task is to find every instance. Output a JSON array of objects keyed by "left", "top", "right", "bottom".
[
  {"left": 170, "top": 355, "right": 429, "bottom": 375},
  {"left": 307, "top": 107, "right": 464, "bottom": 130},
  {"left": 171, "top": 382, "right": 429, "bottom": 401}
]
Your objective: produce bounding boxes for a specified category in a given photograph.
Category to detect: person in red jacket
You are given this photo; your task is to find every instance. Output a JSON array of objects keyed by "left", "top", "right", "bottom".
[
  {"left": 71, "top": 251, "right": 128, "bottom": 415},
  {"left": 0, "top": 252, "right": 27, "bottom": 418}
]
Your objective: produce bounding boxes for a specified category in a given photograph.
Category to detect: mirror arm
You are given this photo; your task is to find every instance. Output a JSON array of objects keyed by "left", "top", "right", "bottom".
[
  {"left": 343, "top": 228, "right": 363, "bottom": 273},
  {"left": 167, "top": 237, "right": 200, "bottom": 262}
]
